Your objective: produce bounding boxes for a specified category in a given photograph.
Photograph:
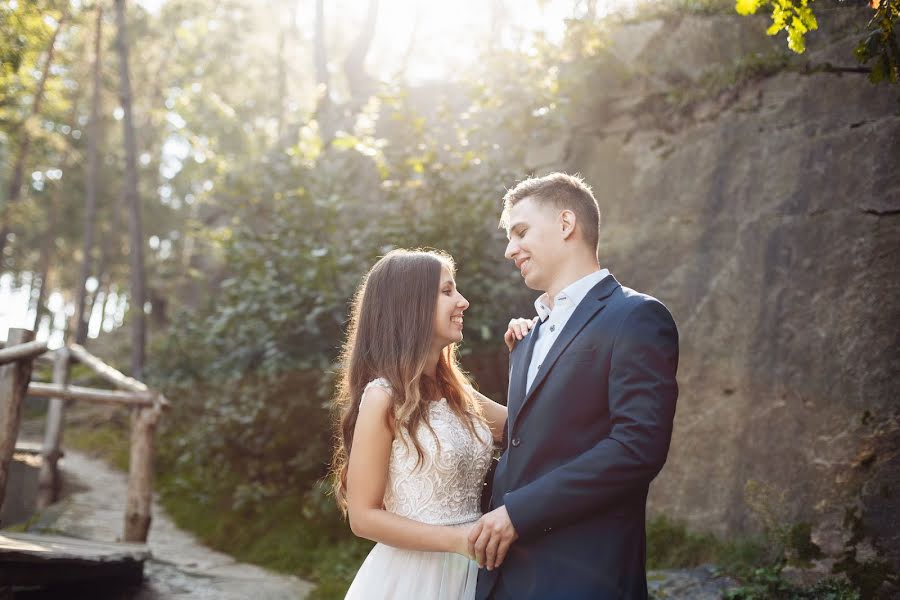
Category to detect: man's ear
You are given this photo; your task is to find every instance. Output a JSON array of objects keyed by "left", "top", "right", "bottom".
[{"left": 559, "top": 209, "right": 577, "bottom": 241}]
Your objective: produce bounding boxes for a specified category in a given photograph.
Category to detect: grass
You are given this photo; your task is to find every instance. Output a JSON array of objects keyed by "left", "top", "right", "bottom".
[
  {"left": 156, "top": 475, "right": 372, "bottom": 600},
  {"left": 647, "top": 514, "right": 768, "bottom": 572},
  {"left": 64, "top": 424, "right": 131, "bottom": 472}
]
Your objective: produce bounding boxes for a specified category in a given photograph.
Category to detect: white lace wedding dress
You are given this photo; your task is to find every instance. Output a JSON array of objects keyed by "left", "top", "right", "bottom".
[{"left": 344, "top": 378, "right": 494, "bottom": 600}]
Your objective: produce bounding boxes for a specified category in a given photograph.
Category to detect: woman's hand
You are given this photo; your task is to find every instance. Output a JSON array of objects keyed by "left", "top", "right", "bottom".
[{"left": 504, "top": 317, "right": 538, "bottom": 351}]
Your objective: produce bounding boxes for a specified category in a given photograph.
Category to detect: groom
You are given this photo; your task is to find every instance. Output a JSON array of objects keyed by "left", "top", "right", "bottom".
[{"left": 469, "top": 172, "right": 679, "bottom": 599}]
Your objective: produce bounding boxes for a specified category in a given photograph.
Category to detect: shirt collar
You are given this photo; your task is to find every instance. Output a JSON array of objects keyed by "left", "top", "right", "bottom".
[{"left": 533, "top": 269, "right": 610, "bottom": 322}]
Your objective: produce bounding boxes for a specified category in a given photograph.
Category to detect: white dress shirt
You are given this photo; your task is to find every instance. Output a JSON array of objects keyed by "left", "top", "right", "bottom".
[{"left": 526, "top": 269, "right": 610, "bottom": 392}]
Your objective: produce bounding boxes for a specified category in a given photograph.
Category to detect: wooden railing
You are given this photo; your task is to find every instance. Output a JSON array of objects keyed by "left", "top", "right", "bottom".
[{"left": 0, "top": 327, "right": 170, "bottom": 542}]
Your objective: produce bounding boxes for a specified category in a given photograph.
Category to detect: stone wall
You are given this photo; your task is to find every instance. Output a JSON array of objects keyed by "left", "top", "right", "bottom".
[{"left": 529, "top": 7, "right": 900, "bottom": 572}]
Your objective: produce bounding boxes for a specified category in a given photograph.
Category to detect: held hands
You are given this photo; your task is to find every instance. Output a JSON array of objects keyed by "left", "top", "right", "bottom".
[
  {"left": 467, "top": 506, "right": 519, "bottom": 570},
  {"left": 504, "top": 317, "right": 538, "bottom": 352}
]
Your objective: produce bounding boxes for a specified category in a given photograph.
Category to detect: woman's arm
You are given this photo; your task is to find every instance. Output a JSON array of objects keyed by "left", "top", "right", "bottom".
[
  {"left": 346, "top": 385, "right": 473, "bottom": 556},
  {"left": 469, "top": 387, "right": 507, "bottom": 443}
]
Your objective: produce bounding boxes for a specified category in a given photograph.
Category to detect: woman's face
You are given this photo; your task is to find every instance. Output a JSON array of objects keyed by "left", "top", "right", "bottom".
[{"left": 432, "top": 265, "right": 469, "bottom": 349}]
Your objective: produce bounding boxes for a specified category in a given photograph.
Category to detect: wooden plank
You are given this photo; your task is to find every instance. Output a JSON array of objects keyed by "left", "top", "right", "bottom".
[
  {"left": 0, "top": 531, "right": 149, "bottom": 586},
  {"left": 13, "top": 441, "right": 43, "bottom": 456},
  {"left": 0, "top": 340, "right": 47, "bottom": 366},
  {"left": 26, "top": 382, "right": 155, "bottom": 407}
]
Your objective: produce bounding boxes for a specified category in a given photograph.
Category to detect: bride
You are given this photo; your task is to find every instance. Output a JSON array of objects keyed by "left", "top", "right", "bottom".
[{"left": 331, "top": 248, "right": 516, "bottom": 599}]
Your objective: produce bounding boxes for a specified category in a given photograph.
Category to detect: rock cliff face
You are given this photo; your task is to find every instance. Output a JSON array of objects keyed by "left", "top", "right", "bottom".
[{"left": 529, "top": 7, "right": 899, "bottom": 573}]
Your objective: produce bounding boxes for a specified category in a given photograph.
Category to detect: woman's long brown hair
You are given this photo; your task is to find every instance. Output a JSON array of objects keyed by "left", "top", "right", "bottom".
[{"left": 331, "top": 249, "right": 487, "bottom": 514}]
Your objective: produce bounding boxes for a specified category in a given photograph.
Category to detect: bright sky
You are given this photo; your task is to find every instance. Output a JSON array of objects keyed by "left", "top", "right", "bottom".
[
  {"left": 327, "top": 0, "right": 572, "bottom": 83},
  {"left": 135, "top": 0, "right": 629, "bottom": 83}
]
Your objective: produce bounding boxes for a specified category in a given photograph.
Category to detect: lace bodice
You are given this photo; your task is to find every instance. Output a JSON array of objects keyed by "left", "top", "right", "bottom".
[{"left": 363, "top": 378, "right": 494, "bottom": 526}]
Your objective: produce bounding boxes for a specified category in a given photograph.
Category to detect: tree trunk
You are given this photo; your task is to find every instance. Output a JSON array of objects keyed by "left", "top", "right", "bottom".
[
  {"left": 395, "top": 2, "right": 421, "bottom": 80},
  {"left": 99, "top": 282, "right": 116, "bottom": 333},
  {"left": 86, "top": 266, "right": 107, "bottom": 337},
  {"left": 276, "top": 25, "right": 286, "bottom": 141},
  {"left": 489, "top": 0, "right": 508, "bottom": 51},
  {"left": 313, "top": 0, "right": 335, "bottom": 144},
  {"left": 114, "top": 0, "right": 147, "bottom": 380},
  {"left": 0, "top": 11, "right": 68, "bottom": 261},
  {"left": 343, "top": 0, "right": 379, "bottom": 104},
  {"left": 76, "top": 4, "right": 104, "bottom": 346},
  {"left": 30, "top": 203, "right": 57, "bottom": 334}
]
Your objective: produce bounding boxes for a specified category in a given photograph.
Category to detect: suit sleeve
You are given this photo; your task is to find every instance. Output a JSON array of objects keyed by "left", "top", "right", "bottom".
[{"left": 502, "top": 299, "right": 679, "bottom": 539}]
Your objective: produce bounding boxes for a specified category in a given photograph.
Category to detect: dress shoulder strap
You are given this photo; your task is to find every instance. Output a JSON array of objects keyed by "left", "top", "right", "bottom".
[
  {"left": 364, "top": 377, "right": 392, "bottom": 393},
  {"left": 360, "top": 377, "right": 392, "bottom": 409}
]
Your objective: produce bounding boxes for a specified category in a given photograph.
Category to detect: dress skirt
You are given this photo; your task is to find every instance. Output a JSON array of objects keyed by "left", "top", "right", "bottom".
[{"left": 344, "top": 522, "right": 478, "bottom": 600}]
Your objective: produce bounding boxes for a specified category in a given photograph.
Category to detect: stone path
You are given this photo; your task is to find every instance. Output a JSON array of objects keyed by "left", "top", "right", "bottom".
[
  {"left": 648, "top": 564, "right": 739, "bottom": 599},
  {"left": 15, "top": 439, "right": 315, "bottom": 600}
]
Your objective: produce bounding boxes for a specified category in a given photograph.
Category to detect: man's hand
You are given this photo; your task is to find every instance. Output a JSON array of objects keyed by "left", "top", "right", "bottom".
[
  {"left": 467, "top": 506, "right": 519, "bottom": 570},
  {"left": 504, "top": 317, "right": 537, "bottom": 352}
]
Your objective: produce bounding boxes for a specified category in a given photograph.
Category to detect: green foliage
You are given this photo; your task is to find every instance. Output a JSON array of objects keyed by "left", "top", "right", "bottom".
[
  {"left": 725, "top": 563, "right": 862, "bottom": 599},
  {"left": 736, "top": 0, "right": 900, "bottom": 83},
  {"left": 829, "top": 507, "right": 899, "bottom": 598},
  {"left": 788, "top": 522, "right": 825, "bottom": 565},
  {"left": 645, "top": 515, "right": 868, "bottom": 599},
  {"left": 723, "top": 481, "right": 898, "bottom": 599},
  {"left": 156, "top": 456, "right": 371, "bottom": 599},
  {"left": 0, "top": 0, "right": 61, "bottom": 124},
  {"left": 855, "top": 1, "right": 900, "bottom": 83},
  {"left": 646, "top": 514, "right": 767, "bottom": 571},
  {"left": 646, "top": 514, "right": 725, "bottom": 569},
  {"left": 736, "top": 0, "right": 818, "bottom": 53}
]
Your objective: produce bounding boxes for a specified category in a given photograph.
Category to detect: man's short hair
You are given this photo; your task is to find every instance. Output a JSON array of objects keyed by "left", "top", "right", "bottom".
[{"left": 500, "top": 172, "right": 601, "bottom": 256}]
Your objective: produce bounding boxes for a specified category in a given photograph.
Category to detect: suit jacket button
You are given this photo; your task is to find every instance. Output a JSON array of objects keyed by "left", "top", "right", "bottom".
[{"left": 511, "top": 437, "right": 521, "bottom": 447}]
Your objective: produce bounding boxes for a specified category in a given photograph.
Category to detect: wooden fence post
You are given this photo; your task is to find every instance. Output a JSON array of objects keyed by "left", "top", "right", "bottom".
[
  {"left": 37, "top": 347, "right": 70, "bottom": 508},
  {"left": 0, "top": 328, "right": 36, "bottom": 509},
  {"left": 123, "top": 404, "right": 159, "bottom": 542}
]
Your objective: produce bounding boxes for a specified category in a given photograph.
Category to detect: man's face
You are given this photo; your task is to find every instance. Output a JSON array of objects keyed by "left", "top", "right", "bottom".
[{"left": 504, "top": 196, "right": 563, "bottom": 292}]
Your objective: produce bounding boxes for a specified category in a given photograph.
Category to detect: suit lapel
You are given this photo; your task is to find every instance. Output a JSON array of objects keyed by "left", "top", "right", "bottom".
[
  {"left": 510, "top": 275, "right": 621, "bottom": 433},
  {"left": 506, "top": 318, "right": 541, "bottom": 432}
]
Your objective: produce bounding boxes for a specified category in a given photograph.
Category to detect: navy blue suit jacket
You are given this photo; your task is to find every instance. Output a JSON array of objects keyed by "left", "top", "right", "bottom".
[{"left": 475, "top": 274, "right": 679, "bottom": 600}]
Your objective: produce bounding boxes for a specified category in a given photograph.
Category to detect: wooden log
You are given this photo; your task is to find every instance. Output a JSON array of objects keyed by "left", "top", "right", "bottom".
[
  {"left": 67, "top": 344, "right": 171, "bottom": 409},
  {"left": 37, "top": 347, "right": 70, "bottom": 508},
  {"left": 0, "top": 329, "right": 36, "bottom": 510},
  {"left": 0, "top": 340, "right": 48, "bottom": 366},
  {"left": 26, "top": 382, "right": 155, "bottom": 407},
  {"left": 68, "top": 343, "right": 147, "bottom": 392},
  {"left": 123, "top": 406, "right": 159, "bottom": 542}
]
